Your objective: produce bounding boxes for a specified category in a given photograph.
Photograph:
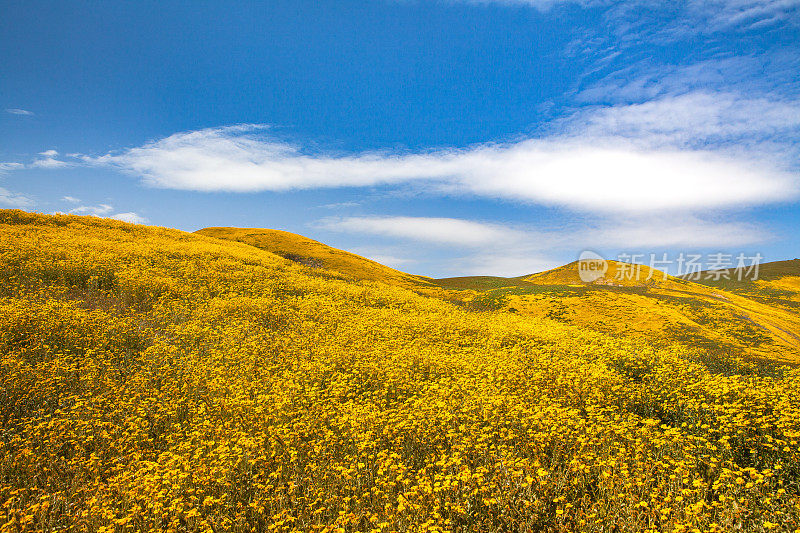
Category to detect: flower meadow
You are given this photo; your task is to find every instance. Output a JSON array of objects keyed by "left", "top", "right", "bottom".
[{"left": 1, "top": 210, "right": 799, "bottom": 532}]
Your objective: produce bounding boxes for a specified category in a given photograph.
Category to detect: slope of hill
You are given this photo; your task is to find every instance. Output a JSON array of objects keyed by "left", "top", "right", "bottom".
[
  {"left": 196, "top": 227, "right": 800, "bottom": 363},
  {"left": 437, "top": 260, "right": 800, "bottom": 363},
  {"left": 687, "top": 258, "right": 800, "bottom": 282},
  {"left": 196, "top": 226, "right": 433, "bottom": 289},
  {"left": 685, "top": 259, "right": 800, "bottom": 313},
  {"left": 2, "top": 209, "right": 800, "bottom": 531}
]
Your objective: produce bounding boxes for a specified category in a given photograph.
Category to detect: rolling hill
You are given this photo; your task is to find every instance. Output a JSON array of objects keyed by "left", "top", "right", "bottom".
[
  {"left": 432, "top": 261, "right": 800, "bottom": 364},
  {"left": 195, "top": 226, "right": 434, "bottom": 289},
  {"left": 194, "top": 225, "right": 800, "bottom": 364},
  {"left": 2, "top": 210, "right": 800, "bottom": 531},
  {"left": 684, "top": 259, "right": 800, "bottom": 314}
]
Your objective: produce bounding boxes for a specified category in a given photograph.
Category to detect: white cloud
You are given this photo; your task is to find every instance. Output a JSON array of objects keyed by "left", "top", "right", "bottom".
[
  {"left": 456, "top": 252, "right": 557, "bottom": 277},
  {"left": 321, "top": 213, "right": 768, "bottom": 251},
  {"left": 0, "top": 187, "right": 34, "bottom": 208},
  {"left": 320, "top": 216, "right": 527, "bottom": 247},
  {"left": 574, "top": 92, "right": 800, "bottom": 145},
  {"left": 686, "top": 0, "right": 800, "bottom": 31},
  {"left": 0, "top": 162, "right": 24, "bottom": 173},
  {"left": 31, "top": 150, "right": 70, "bottom": 169},
  {"left": 61, "top": 196, "right": 81, "bottom": 203},
  {"left": 68, "top": 203, "right": 114, "bottom": 216},
  {"left": 446, "top": 0, "right": 594, "bottom": 8},
  {"left": 320, "top": 201, "right": 360, "bottom": 209},
  {"left": 85, "top": 121, "right": 799, "bottom": 215},
  {"left": 110, "top": 212, "right": 148, "bottom": 224},
  {"left": 574, "top": 55, "right": 799, "bottom": 105},
  {"left": 588, "top": 217, "right": 768, "bottom": 248},
  {"left": 350, "top": 250, "right": 418, "bottom": 268},
  {"left": 58, "top": 203, "right": 147, "bottom": 224},
  {"left": 5, "top": 108, "right": 34, "bottom": 116},
  {"left": 562, "top": 5, "right": 800, "bottom": 112},
  {"left": 446, "top": 0, "right": 800, "bottom": 31},
  {"left": 320, "top": 213, "right": 769, "bottom": 276}
]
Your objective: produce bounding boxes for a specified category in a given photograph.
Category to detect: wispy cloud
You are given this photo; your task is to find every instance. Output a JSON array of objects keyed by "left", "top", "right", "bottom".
[
  {"left": 319, "top": 201, "right": 361, "bottom": 209},
  {"left": 0, "top": 162, "right": 25, "bottom": 173},
  {"left": 457, "top": 253, "right": 558, "bottom": 277},
  {"left": 566, "top": 91, "right": 800, "bottom": 156},
  {"left": 67, "top": 203, "right": 114, "bottom": 216},
  {"left": 31, "top": 150, "right": 70, "bottom": 169},
  {"left": 0, "top": 151, "right": 74, "bottom": 172},
  {"left": 320, "top": 214, "right": 769, "bottom": 275},
  {"left": 82, "top": 119, "right": 798, "bottom": 215},
  {"left": 683, "top": 0, "right": 800, "bottom": 32},
  {"left": 444, "top": 0, "right": 594, "bottom": 9},
  {"left": 448, "top": 0, "right": 800, "bottom": 33},
  {"left": 587, "top": 216, "right": 769, "bottom": 249},
  {"left": 319, "top": 216, "right": 527, "bottom": 247},
  {"left": 0, "top": 187, "right": 34, "bottom": 208},
  {"left": 322, "top": 216, "right": 559, "bottom": 275},
  {"left": 109, "top": 212, "right": 148, "bottom": 224},
  {"left": 5, "top": 108, "right": 34, "bottom": 116},
  {"left": 574, "top": 54, "right": 800, "bottom": 105},
  {"left": 349, "top": 248, "right": 419, "bottom": 268},
  {"left": 322, "top": 214, "right": 767, "bottom": 250},
  {"left": 61, "top": 196, "right": 81, "bottom": 203},
  {"left": 55, "top": 203, "right": 148, "bottom": 224},
  {"left": 560, "top": 0, "right": 800, "bottom": 123}
]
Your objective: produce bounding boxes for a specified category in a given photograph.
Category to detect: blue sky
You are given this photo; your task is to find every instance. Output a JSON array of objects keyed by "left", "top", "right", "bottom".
[{"left": 1, "top": 0, "right": 799, "bottom": 277}]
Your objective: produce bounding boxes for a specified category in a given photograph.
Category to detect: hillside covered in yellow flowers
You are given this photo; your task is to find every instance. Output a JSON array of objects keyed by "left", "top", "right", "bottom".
[
  {"left": 2, "top": 209, "right": 800, "bottom": 532},
  {"left": 432, "top": 262, "right": 800, "bottom": 365}
]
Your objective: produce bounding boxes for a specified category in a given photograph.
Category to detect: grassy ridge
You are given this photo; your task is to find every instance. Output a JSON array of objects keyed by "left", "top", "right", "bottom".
[
  {"left": 197, "top": 227, "right": 800, "bottom": 363},
  {"left": 1, "top": 210, "right": 800, "bottom": 532},
  {"left": 195, "top": 227, "right": 432, "bottom": 290}
]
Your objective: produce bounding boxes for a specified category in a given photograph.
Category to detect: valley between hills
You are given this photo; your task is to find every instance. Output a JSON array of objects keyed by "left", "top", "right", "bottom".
[{"left": 198, "top": 226, "right": 800, "bottom": 366}]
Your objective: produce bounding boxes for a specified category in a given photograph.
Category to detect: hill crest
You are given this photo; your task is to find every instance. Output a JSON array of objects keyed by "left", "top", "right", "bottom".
[{"left": 195, "top": 226, "right": 432, "bottom": 288}]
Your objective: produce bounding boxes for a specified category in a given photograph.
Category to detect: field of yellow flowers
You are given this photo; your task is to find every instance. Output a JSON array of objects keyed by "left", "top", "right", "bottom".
[{"left": 1, "top": 209, "right": 799, "bottom": 532}]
